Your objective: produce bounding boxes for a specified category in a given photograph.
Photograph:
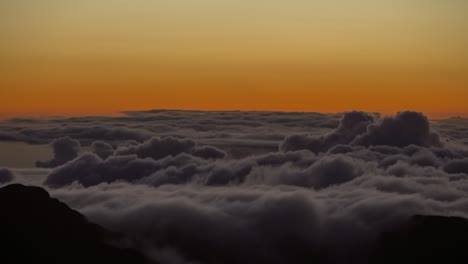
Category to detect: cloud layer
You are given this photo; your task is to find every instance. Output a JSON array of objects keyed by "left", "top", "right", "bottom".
[{"left": 2, "top": 110, "right": 468, "bottom": 264}]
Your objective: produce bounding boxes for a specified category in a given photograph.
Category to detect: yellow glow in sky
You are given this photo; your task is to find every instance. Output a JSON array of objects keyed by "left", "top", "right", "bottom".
[{"left": 1, "top": 0, "right": 467, "bottom": 118}]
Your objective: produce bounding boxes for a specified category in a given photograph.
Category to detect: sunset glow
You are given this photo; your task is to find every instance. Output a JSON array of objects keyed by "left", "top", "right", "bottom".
[{"left": 1, "top": 0, "right": 467, "bottom": 118}]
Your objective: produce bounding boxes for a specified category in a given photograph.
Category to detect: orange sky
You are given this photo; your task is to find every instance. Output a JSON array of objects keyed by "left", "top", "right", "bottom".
[{"left": 1, "top": 0, "right": 467, "bottom": 118}]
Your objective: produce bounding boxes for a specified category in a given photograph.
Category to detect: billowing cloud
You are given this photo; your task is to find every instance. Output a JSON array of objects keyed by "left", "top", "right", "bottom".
[
  {"left": 115, "top": 136, "right": 225, "bottom": 160},
  {"left": 443, "top": 158, "right": 468, "bottom": 175},
  {"left": 0, "top": 111, "right": 341, "bottom": 159},
  {"left": 0, "top": 168, "right": 14, "bottom": 183},
  {"left": 281, "top": 111, "right": 374, "bottom": 153},
  {"left": 48, "top": 174, "right": 468, "bottom": 264},
  {"left": 91, "top": 141, "right": 115, "bottom": 160},
  {"left": 191, "top": 145, "right": 226, "bottom": 159},
  {"left": 45, "top": 153, "right": 103, "bottom": 187},
  {"left": 35, "top": 137, "right": 81, "bottom": 168},
  {"left": 353, "top": 111, "right": 442, "bottom": 148},
  {"left": 281, "top": 111, "right": 443, "bottom": 154}
]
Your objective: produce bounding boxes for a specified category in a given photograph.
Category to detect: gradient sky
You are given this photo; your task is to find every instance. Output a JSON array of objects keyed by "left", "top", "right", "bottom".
[{"left": 1, "top": 0, "right": 467, "bottom": 118}]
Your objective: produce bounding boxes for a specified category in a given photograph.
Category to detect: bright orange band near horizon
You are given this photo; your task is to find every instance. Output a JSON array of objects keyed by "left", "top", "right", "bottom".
[{"left": 1, "top": 1, "right": 467, "bottom": 119}]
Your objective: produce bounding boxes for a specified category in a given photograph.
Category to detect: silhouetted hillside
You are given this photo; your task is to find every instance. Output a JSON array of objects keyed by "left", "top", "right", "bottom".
[
  {"left": 372, "top": 215, "right": 468, "bottom": 263},
  {"left": 0, "top": 184, "right": 146, "bottom": 264}
]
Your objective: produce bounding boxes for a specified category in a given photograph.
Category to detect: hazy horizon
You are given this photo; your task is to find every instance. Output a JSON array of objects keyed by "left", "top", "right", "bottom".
[{"left": 2, "top": 108, "right": 468, "bottom": 121}]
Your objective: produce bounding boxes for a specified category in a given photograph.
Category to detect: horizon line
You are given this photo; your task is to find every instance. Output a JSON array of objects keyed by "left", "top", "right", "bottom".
[{"left": 2, "top": 108, "right": 468, "bottom": 121}]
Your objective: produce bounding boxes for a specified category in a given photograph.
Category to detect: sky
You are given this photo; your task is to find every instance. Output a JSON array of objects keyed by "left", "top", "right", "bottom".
[{"left": 1, "top": 0, "right": 467, "bottom": 118}]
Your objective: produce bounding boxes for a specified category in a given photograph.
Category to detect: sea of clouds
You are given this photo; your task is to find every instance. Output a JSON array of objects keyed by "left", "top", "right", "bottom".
[{"left": 1, "top": 110, "right": 468, "bottom": 264}]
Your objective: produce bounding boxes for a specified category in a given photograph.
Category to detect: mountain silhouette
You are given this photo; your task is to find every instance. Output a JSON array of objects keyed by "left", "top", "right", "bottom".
[
  {"left": 0, "top": 184, "right": 146, "bottom": 264},
  {"left": 372, "top": 214, "right": 468, "bottom": 263}
]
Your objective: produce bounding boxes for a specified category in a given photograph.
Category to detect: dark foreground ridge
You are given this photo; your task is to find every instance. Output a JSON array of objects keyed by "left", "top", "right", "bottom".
[
  {"left": 372, "top": 214, "right": 468, "bottom": 263},
  {"left": 0, "top": 184, "right": 146, "bottom": 264}
]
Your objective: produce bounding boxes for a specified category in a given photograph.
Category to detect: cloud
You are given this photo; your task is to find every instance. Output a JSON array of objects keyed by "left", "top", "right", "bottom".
[
  {"left": 44, "top": 152, "right": 211, "bottom": 187},
  {"left": 44, "top": 153, "right": 103, "bottom": 187},
  {"left": 3, "top": 124, "right": 154, "bottom": 145},
  {"left": 3, "top": 179, "right": 467, "bottom": 264},
  {"left": 353, "top": 111, "right": 442, "bottom": 148},
  {"left": 191, "top": 145, "right": 226, "bottom": 159},
  {"left": 443, "top": 158, "right": 468, "bottom": 175},
  {"left": 246, "top": 154, "right": 375, "bottom": 189},
  {"left": 281, "top": 111, "right": 446, "bottom": 157},
  {"left": 48, "top": 184, "right": 363, "bottom": 263},
  {"left": 42, "top": 136, "right": 467, "bottom": 192},
  {"left": 36, "top": 136, "right": 81, "bottom": 168},
  {"left": 44, "top": 148, "right": 375, "bottom": 189},
  {"left": 47, "top": 175, "right": 468, "bottom": 264},
  {"left": 39, "top": 143, "right": 468, "bottom": 264},
  {"left": 114, "top": 137, "right": 226, "bottom": 160},
  {"left": 281, "top": 111, "right": 374, "bottom": 153},
  {"left": 115, "top": 137, "right": 197, "bottom": 160},
  {"left": 91, "top": 141, "right": 115, "bottom": 160},
  {"left": 0, "top": 168, "right": 14, "bottom": 183}
]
